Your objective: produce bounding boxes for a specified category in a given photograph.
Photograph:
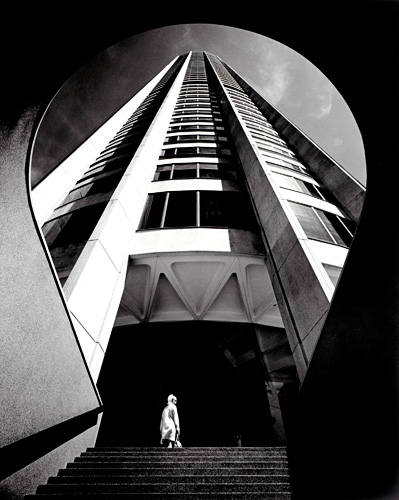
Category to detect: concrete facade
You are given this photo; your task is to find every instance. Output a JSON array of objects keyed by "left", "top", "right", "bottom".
[
  {"left": 30, "top": 51, "right": 364, "bottom": 445},
  {"left": 0, "top": 102, "right": 102, "bottom": 499}
]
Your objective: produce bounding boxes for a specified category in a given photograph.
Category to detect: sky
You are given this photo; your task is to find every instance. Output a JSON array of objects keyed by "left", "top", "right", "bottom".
[{"left": 31, "top": 24, "right": 367, "bottom": 187}]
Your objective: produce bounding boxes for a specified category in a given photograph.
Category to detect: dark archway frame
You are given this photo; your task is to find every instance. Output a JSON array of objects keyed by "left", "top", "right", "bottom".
[{"left": 1, "top": 4, "right": 398, "bottom": 499}]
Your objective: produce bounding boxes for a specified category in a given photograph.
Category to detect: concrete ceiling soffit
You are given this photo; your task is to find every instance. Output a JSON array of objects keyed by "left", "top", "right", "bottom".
[
  {"left": 118, "top": 254, "right": 282, "bottom": 326},
  {"left": 119, "top": 263, "right": 153, "bottom": 322}
]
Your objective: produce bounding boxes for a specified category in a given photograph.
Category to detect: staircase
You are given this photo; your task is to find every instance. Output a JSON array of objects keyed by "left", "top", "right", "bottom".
[{"left": 25, "top": 446, "right": 292, "bottom": 498}]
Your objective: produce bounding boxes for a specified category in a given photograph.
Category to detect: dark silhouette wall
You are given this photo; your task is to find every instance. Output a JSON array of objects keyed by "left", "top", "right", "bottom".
[{"left": 1, "top": 3, "right": 398, "bottom": 499}]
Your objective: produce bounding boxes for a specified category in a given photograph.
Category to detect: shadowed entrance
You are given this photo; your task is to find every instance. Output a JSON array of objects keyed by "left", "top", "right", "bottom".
[{"left": 96, "top": 321, "right": 275, "bottom": 447}]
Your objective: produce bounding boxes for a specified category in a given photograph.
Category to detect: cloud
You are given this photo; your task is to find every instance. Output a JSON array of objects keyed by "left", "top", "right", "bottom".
[
  {"left": 259, "top": 62, "right": 292, "bottom": 104},
  {"left": 308, "top": 83, "right": 336, "bottom": 119},
  {"left": 332, "top": 137, "right": 344, "bottom": 147},
  {"left": 248, "top": 45, "right": 293, "bottom": 105}
]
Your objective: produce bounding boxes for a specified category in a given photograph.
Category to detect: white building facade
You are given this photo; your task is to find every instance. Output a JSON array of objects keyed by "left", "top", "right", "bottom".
[{"left": 32, "top": 51, "right": 365, "bottom": 446}]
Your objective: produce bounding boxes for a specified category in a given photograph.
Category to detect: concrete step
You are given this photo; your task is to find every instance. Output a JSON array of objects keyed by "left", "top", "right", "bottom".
[
  {"left": 49, "top": 474, "right": 291, "bottom": 484},
  {"left": 67, "top": 460, "right": 289, "bottom": 469},
  {"left": 36, "top": 483, "right": 291, "bottom": 494},
  {"left": 26, "top": 493, "right": 292, "bottom": 499},
  {"left": 25, "top": 446, "right": 292, "bottom": 498},
  {"left": 81, "top": 451, "right": 288, "bottom": 457},
  {"left": 86, "top": 446, "right": 287, "bottom": 453},
  {"left": 59, "top": 466, "right": 290, "bottom": 476},
  {"left": 74, "top": 453, "right": 288, "bottom": 464}
]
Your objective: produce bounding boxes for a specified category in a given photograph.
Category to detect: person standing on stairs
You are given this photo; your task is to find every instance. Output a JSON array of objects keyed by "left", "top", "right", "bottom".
[{"left": 160, "top": 394, "right": 180, "bottom": 448}]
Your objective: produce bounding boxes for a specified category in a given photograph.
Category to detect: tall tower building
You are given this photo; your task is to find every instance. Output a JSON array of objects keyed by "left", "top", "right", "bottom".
[{"left": 32, "top": 51, "right": 365, "bottom": 446}]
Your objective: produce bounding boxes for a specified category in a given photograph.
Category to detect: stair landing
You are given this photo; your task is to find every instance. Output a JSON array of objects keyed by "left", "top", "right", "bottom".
[{"left": 25, "top": 446, "right": 292, "bottom": 498}]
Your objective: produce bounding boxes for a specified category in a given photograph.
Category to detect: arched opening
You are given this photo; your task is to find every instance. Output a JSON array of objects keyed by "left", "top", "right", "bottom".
[
  {"left": 28, "top": 22, "right": 366, "bottom": 454},
  {"left": 96, "top": 321, "right": 275, "bottom": 447}
]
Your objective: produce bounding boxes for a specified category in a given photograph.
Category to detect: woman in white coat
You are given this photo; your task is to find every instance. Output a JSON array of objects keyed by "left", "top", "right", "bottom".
[{"left": 160, "top": 394, "right": 180, "bottom": 448}]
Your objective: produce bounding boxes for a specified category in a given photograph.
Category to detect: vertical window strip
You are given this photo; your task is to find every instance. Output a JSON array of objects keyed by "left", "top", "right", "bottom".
[
  {"left": 160, "top": 192, "right": 169, "bottom": 228},
  {"left": 196, "top": 191, "right": 200, "bottom": 226}
]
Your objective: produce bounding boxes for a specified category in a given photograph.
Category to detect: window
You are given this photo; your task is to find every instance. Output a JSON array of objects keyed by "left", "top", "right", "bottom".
[
  {"left": 140, "top": 192, "right": 167, "bottom": 229},
  {"left": 172, "top": 164, "right": 198, "bottom": 179},
  {"left": 289, "top": 201, "right": 355, "bottom": 247},
  {"left": 60, "top": 174, "right": 122, "bottom": 207},
  {"left": 153, "top": 162, "right": 237, "bottom": 181},
  {"left": 273, "top": 173, "right": 323, "bottom": 199},
  {"left": 198, "top": 164, "right": 218, "bottom": 179},
  {"left": 322, "top": 264, "right": 342, "bottom": 287},
  {"left": 42, "top": 202, "right": 108, "bottom": 249},
  {"left": 164, "top": 192, "right": 197, "bottom": 227},
  {"left": 139, "top": 191, "right": 254, "bottom": 230},
  {"left": 159, "top": 147, "right": 231, "bottom": 159},
  {"left": 164, "top": 134, "right": 226, "bottom": 144},
  {"left": 265, "top": 158, "right": 307, "bottom": 174}
]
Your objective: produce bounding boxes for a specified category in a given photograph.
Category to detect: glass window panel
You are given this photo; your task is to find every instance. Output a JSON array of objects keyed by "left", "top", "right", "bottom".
[
  {"left": 289, "top": 202, "right": 334, "bottom": 243},
  {"left": 316, "top": 210, "right": 352, "bottom": 247},
  {"left": 198, "top": 134, "right": 216, "bottom": 141},
  {"left": 164, "top": 191, "right": 197, "bottom": 227},
  {"left": 199, "top": 164, "right": 219, "bottom": 179},
  {"left": 178, "top": 135, "right": 198, "bottom": 142},
  {"left": 273, "top": 173, "right": 301, "bottom": 191},
  {"left": 47, "top": 202, "right": 108, "bottom": 249},
  {"left": 175, "top": 147, "right": 198, "bottom": 156},
  {"left": 322, "top": 264, "right": 342, "bottom": 287},
  {"left": 198, "top": 125, "right": 216, "bottom": 131},
  {"left": 155, "top": 166, "right": 172, "bottom": 181},
  {"left": 218, "top": 164, "right": 237, "bottom": 180},
  {"left": 297, "top": 181, "right": 322, "bottom": 198},
  {"left": 172, "top": 165, "right": 197, "bottom": 179},
  {"left": 87, "top": 174, "right": 121, "bottom": 196},
  {"left": 199, "top": 147, "right": 217, "bottom": 155},
  {"left": 180, "top": 125, "right": 200, "bottom": 131},
  {"left": 199, "top": 191, "right": 225, "bottom": 226},
  {"left": 140, "top": 193, "right": 167, "bottom": 229},
  {"left": 340, "top": 217, "right": 357, "bottom": 236},
  {"left": 199, "top": 192, "right": 249, "bottom": 228}
]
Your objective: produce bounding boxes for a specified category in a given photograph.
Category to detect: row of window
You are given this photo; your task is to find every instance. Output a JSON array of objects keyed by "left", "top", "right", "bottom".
[
  {"left": 170, "top": 116, "right": 223, "bottom": 124},
  {"left": 139, "top": 190, "right": 255, "bottom": 230},
  {"left": 153, "top": 162, "right": 237, "bottom": 181},
  {"left": 250, "top": 129, "right": 284, "bottom": 145},
  {"left": 246, "top": 123, "right": 279, "bottom": 138},
  {"left": 175, "top": 103, "right": 217, "bottom": 110},
  {"left": 258, "top": 143, "right": 296, "bottom": 159},
  {"left": 167, "top": 124, "right": 225, "bottom": 132},
  {"left": 263, "top": 155, "right": 307, "bottom": 174},
  {"left": 78, "top": 155, "right": 130, "bottom": 183},
  {"left": 159, "top": 146, "right": 232, "bottom": 159},
  {"left": 226, "top": 86, "right": 314, "bottom": 181},
  {"left": 273, "top": 172, "right": 328, "bottom": 200},
  {"left": 172, "top": 108, "right": 217, "bottom": 116},
  {"left": 139, "top": 192, "right": 355, "bottom": 247},
  {"left": 177, "top": 96, "right": 211, "bottom": 101},
  {"left": 179, "top": 90, "right": 209, "bottom": 95},
  {"left": 59, "top": 174, "right": 121, "bottom": 207},
  {"left": 164, "top": 134, "right": 228, "bottom": 144},
  {"left": 289, "top": 201, "right": 356, "bottom": 247}
]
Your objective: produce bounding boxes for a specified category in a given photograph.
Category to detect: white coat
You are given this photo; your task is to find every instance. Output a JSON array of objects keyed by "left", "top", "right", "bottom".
[{"left": 160, "top": 402, "right": 180, "bottom": 442}]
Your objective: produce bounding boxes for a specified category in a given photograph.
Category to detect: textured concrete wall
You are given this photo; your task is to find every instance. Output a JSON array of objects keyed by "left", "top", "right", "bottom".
[
  {"left": 212, "top": 78, "right": 333, "bottom": 380},
  {"left": 0, "top": 107, "right": 102, "bottom": 497},
  {"left": 0, "top": 422, "right": 100, "bottom": 499}
]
